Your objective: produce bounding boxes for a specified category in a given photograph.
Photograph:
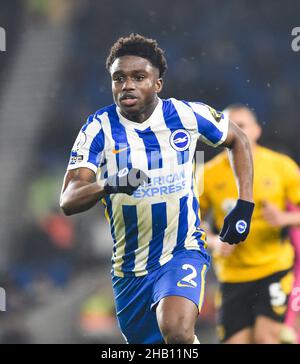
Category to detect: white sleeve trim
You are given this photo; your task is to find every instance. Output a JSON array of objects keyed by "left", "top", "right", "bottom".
[{"left": 67, "top": 162, "right": 98, "bottom": 174}]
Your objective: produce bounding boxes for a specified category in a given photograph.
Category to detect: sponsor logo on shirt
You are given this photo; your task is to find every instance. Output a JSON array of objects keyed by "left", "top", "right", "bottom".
[{"left": 112, "top": 146, "right": 130, "bottom": 155}]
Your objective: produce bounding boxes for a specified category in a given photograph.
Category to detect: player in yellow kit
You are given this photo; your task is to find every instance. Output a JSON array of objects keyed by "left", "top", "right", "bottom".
[{"left": 199, "top": 104, "right": 300, "bottom": 343}]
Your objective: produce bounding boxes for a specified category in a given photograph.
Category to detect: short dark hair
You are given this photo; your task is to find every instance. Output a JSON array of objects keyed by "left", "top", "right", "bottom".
[
  {"left": 225, "top": 103, "right": 258, "bottom": 122},
  {"left": 106, "top": 33, "right": 168, "bottom": 78}
]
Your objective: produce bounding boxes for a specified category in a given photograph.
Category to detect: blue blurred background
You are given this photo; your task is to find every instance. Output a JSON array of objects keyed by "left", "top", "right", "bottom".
[{"left": 0, "top": 0, "right": 299, "bottom": 343}]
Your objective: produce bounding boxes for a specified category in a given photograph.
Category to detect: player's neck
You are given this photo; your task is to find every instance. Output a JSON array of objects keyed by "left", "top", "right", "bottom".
[{"left": 120, "top": 97, "right": 159, "bottom": 124}]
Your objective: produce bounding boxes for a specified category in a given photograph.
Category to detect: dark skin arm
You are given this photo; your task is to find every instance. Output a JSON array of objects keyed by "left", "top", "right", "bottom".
[
  {"left": 222, "top": 121, "right": 254, "bottom": 202},
  {"left": 60, "top": 167, "right": 106, "bottom": 216}
]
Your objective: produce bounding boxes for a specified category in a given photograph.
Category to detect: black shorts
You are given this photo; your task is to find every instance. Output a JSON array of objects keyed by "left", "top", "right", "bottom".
[{"left": 216, "top": 269, "right": 294, "bottom": 342}]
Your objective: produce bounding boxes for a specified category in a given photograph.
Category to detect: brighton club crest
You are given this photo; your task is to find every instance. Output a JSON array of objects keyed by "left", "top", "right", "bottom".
[{"left": 170, "top": 129, "right": 191, "bottom": 151}]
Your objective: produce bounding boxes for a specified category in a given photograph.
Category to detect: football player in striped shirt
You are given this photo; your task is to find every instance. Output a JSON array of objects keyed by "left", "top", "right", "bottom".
[{"left": 60, "top": 34, "right": 255, "bottom": 344}]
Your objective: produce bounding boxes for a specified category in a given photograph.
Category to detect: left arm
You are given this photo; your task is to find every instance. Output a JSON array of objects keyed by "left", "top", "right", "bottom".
[
  {"left": 221, "top": 121, "right": 254, "bottom": 202},
  {"left": 262, "top": 202, "right": 300, "bottom": 227},
  {"left": 192, "top": 102, "right": 254, "bottom": 244},
  {"left": 216, "top": 121, "right": 255, "bottom": 244}
]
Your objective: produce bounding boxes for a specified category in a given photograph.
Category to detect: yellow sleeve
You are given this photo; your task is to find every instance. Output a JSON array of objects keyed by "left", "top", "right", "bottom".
[{"left": 282, "top": 155, "right": 300, "bottom": 205}]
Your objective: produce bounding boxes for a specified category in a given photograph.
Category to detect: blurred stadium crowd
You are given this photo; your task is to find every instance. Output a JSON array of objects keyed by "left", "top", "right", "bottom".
[{"left": 0, "top": 0, "right": 299, "bottom": 343}]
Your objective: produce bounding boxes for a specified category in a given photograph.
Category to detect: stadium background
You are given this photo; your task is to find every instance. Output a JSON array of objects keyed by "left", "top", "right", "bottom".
[{"left": 0, "top": 0, "right": 299, "bottom": 343}]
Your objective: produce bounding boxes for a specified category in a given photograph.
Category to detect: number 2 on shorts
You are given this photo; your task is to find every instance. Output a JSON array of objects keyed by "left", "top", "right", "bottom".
[{"left": 180, "top": 264, "right": 198, "bottom": 287}]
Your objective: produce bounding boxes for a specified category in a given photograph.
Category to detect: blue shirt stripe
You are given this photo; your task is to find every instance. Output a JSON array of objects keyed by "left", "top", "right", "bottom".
[
  {"left": 134, "top": 127, "right": 163, "bottom": 170},
  {"left": 192, "top": 193, "right": 201, "bottom": 229},
  {"left": 174, "top": 194, "right": 189, "bottom": 253},
  {"left": 108, "top": 106, "right": 132, "bottom": 171},
  {"left": 121, "top": 205, "right": 139, "bottom": 276},
  {"left": 146, "top": 202, "right": 167, "bottom": 271},
  {"left": 104, "top": 195, "right": 117, "bottom": 267},
  {"left": 79, "top": 114, "right": 105, "bottom": 167},
  {"left": 162, "top": 99, "right": 189, "bottom": 165},
  {"left": 87, "top": 128, "right": 105, "bottom": 166},
  {"left": 192, "top": 190, "right": 204, "bottom": 250}
]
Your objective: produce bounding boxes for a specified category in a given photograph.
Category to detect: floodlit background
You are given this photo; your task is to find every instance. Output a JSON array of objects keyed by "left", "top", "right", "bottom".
[{"left": 0, "top": 0, "right": 299, "bottom": 343}]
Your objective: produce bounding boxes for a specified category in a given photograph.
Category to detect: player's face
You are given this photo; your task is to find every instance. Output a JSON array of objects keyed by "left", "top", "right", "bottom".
[
  {"left": 229, "top": 108, "right": 262, "bottom": 145},
  {"left": 110, "top": 55, "right": 163, "bottom": 118}
]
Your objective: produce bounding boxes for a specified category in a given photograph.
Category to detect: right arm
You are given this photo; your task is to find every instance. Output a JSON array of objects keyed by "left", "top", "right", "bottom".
[
  {"left": 60, "top": 166, "right": 150, "bottom": 216},
  {"left": 60, "top": 113, "right": 106, "bottom": 216},
  {"left": 60, "top": 167, "right": 106, "bottom": 216},
  {"left": 60, "top": 113, "right": 149, "bottom": 216}
]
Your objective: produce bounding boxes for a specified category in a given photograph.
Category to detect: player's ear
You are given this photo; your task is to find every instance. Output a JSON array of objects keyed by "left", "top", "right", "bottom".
[{"left": 155, "top": 78, "right": 163, "bottom": 94}]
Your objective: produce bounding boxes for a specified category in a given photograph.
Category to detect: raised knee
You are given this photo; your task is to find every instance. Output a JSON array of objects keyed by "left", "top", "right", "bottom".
[
  {"left": 160, "top": 321, "right": 194, "bottom": 344},
  {"left": 253, "top": 332, "right": 278, "bottom": 344}
]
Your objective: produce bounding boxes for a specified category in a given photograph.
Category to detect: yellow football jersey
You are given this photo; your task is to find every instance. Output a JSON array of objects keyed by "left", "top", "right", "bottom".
[{"left": 199, "top": 146, "right": 300, "bottom": 282}]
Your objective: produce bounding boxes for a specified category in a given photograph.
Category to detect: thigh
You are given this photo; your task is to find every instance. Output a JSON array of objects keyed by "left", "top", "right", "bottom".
[
  {"left": 252, "top": 269, "right": 295, "bottom": 344},
  {"left": 151, "top": 250, "right": 209, "bottom": 314},
  {"left": 112, "top": 274, "right": 164, "bottom": 344},
  {"left": 224, "top": 328, "right": 253, "bottom": 344},
  {"left": 217, "top": 282, "right": 254, "bottom": 343},
  {"left": 156, "top": 295, "right": 198, "bottom": 342},
  {"left": 152, "top": 250, "right": 209, "bottom": 343},
  {"left": 252, "top": 269, "right": 294, "bottom": 323},
  {"left": 253, "top": 315, "right": 283, "bottom": 344}
]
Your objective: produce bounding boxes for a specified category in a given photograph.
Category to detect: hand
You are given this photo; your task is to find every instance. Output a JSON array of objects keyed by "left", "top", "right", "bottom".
[
  {"left": 209, "top": 234, "right": 236, "bottom": 257},
  {"left": 215, "top": 241, "right": 236, "bottom": 257},
  {"left": 219, "top": 199, "right": 255, "bottom": 244},
  {"left": 104, "top": 167, "right": 150, "bottom": 195},
  {"left": 262, "top": 201, "right": 289, "bottom": 227}
]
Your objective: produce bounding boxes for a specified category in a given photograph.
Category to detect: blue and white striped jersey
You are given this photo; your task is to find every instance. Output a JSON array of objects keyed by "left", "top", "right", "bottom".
[{"left": 67, "top": 98, "right": 229, "bottom": 277}]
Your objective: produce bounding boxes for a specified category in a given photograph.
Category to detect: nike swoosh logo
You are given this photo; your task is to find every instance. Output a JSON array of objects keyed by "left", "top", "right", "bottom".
[
  {"left": 112, "top": 146, "right": 130, "bottom": 155},
  {"left": 177, "top": 281, "right": 196, "bottom": 288}
]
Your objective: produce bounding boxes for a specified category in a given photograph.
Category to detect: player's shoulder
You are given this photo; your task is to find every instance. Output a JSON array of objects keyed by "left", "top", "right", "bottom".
[
  {"left": 168, "top": 98, "right": 207, "bottom": 108},
  {"left": 162, "top": 98, "right": 224, "bottom": 120},
  {"left": 162, "top": 97, "right": 205, "bottom": 109},
  {"left": 162, "top": 98, "right": 212, "bottom": 120},
  {"left": 162, "top": 97, "right": 184, "bottom": 110},
  {"left": 93, "top": 103, "right": 116, "bottom": 121},
  {"left": 258, "top": 146, "right": 298, "bottom": 166},
  {"left": 83, "top": 104, "right": 116, "bottom": 129}
]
